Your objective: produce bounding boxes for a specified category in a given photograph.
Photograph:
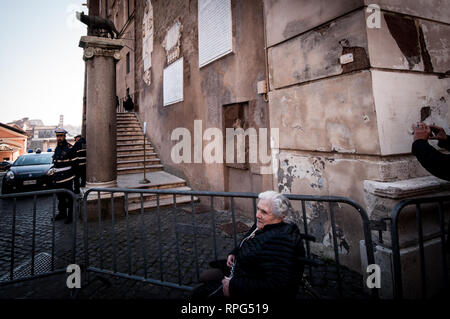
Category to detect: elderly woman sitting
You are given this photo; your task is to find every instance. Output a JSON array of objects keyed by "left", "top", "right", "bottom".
[{"left": 191, "top": 191, "right": 306, "bottom": 299}]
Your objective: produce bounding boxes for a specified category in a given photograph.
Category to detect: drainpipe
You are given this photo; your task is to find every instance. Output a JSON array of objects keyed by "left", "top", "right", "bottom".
[{"left": 262, "top": 1, "right": 269, "bottom": 103}]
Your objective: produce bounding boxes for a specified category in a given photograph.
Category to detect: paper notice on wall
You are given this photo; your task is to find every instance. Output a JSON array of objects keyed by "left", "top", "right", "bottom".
[{"left": 163, "top": 57, "right": 184, "bottom": 106}]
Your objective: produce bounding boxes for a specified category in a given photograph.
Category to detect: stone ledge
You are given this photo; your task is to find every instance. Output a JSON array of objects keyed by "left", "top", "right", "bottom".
[
  {"left": 79, "top": 36, "right": 125, "bottom": 50},
  {"left": 364, "top": 176, "right": 450, "bottom": 200}
]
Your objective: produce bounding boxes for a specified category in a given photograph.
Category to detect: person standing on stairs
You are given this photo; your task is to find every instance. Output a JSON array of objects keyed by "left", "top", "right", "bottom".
[{"left": 123, "top": 92, "right": 134, "bottom": 112}]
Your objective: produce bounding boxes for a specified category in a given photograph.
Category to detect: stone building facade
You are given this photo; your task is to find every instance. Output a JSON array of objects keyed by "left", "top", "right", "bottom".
[
  {"left": 0, "top": 123, "right": 27, "bottom": 161},
  {"left": 85, "top": 0, "right": 450, "bottom": 293}
]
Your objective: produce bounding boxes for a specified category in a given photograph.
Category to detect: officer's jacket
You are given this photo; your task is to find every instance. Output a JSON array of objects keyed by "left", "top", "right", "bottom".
[
  {"left": 73, "top": 137, "right": 87, "bottom": 169},
  {"left": 52, "top": 140, "right": 76, "bottom": 184}
]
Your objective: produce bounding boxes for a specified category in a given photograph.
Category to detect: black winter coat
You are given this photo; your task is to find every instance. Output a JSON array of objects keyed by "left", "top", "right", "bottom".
[
  {"left": 228, "top": 222, "right": 305, "bottom": 299},
  {"left": 412, "top": 136, "right": 450, "bottom": 181}
]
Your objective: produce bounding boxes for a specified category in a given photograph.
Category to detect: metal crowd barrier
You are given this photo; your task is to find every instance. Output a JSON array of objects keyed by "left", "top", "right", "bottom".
[
  {"left": 0, "top": 189, "right": 78, "bottom": 286},
  {"left": 82, "top": 188, "right": 378, "bottom": 298},
  {"left": 390, "top": 195, "right": 450, "bottom": 299}
]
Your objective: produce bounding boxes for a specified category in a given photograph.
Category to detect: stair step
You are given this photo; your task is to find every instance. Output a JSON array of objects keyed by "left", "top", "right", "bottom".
[
  {"left": 117, "top": 132, "right": 144, "bottom": 137},
  {"left": 117, "top": 159, "right": 161, "bottom": 168},
  {"left": 117, "top": 118, "right": 137, "bottom": 121},
  {"left": 117, "top": 120, "right": 138, "bottom": 124},
  {"left": 117, "top": 124, "right": 141, "bottom": 128},
  {"left": 117, "top": 143, "right": 152, "bottom": 150},
  {"left": 117, "top": 136, "right": 148, "bottom": 142},
  {"left": 117, "top": 147, "right": 155, "bottom": 154},
  {"left": 117, "top": 121, "right": 140, "bottom": 124},
  {"left": 125, "top": 186, "right": 191, "bottom": 204},
  {"left": 117, "top": 164, "right": 164, "bottom": 175},
  {"left": 117, "top": 153, "right": 158, "bottom": 161},
  {"left": 117, "top": 127, "right": 142, "bottom": 133},
  {"left": 127, "top": 195, "right": 198, "bottom": 212},
  {"left": 117, "top": 115, "right": 137, "bottom": 119}
]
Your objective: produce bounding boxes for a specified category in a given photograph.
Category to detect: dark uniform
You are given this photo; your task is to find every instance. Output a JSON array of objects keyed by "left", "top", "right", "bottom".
[
  {"left": 123, "top": 94, "right": 134, "bottom": 112},
  {"left": 73, "top": 136, "right": 87, "bottom": 193},
  {"left": 412, "top": 136, "right": 450, "bottom": 181},
  {"left": 52, "top": 136, "right": 76, "bottom": 224}
]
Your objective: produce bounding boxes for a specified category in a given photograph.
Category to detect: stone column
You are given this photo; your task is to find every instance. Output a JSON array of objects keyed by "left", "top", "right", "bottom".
[
  {"left": 79, "top": 36, "right": 124, "bottom": 188},
  {"left": 81, "top": 63, "right": 87, "bottom": 138}
]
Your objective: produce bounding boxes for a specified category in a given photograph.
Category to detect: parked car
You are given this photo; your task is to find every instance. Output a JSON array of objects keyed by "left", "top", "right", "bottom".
[
  {"left": 0, "top": 161, "right": 12, "bottom": 172},
  {"left": 2, "top": 152, "right": 55, "bottom": 194}
]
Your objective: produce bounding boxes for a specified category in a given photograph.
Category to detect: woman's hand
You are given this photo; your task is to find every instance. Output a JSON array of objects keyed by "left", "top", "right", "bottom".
[
  {"left": 412, "top": 122, "right": 430, "bottom": 142},
  {"left": 222, "top": 278, "right": 230, "bottom": 297},
  {"left": 227, "top": 254, "right": 235, "bottom": 267}
]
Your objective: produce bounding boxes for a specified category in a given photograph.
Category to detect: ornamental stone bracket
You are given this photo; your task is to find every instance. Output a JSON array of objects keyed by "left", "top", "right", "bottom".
[{"left": 79, "top": 36, "right": 125, "bottom": 61}]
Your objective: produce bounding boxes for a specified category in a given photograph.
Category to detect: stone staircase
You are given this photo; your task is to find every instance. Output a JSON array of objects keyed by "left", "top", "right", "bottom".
[{"left": 116, "top": 112, "right": 196, "bottom": 212}]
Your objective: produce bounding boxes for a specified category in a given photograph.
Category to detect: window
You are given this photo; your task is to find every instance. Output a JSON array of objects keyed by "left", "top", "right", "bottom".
[
  {"left": 163, "top": 58, "right": 183, "bottom": 106},
  {"left": 126, "top": 52, "right": 130, "bottom": 74},
  {"left": 198, "top": 0, "right": 233, "bottom": 68}
]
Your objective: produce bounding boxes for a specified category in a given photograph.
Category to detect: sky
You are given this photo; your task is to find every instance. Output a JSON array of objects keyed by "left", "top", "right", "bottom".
[{"left": 0, "top": 0, "right": 88, "bottom": 127}]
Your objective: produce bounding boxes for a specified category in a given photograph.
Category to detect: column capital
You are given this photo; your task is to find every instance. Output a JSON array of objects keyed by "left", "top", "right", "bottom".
[{"left": 79, "top": 36, "right": 125, "bottom": 61}]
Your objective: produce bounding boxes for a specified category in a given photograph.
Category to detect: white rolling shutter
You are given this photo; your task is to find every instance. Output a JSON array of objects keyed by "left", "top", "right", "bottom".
[
  {"left": 163, "top": 57, "right": 184, "bottom": 106},
  {"left": 198, "top": 0, "right": 233, "bottom": 68}
]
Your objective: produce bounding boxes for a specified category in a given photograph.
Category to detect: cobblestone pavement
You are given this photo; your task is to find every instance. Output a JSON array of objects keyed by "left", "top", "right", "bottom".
[{"left": 0, "top": 189, "right": 370, "bottom": 299}]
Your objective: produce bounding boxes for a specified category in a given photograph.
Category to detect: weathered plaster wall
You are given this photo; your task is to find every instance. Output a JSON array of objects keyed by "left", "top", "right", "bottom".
[
  {"left": 116, "top": 19, "right": 136, "bottom": 99},
  {"left": 367, "top": 11, "right": 450, "bottom": 73},
  {"left": 372, "top": 71, "right": 450, "bottom": 155},
  {"left": 268, "top": 10, "right": 369, "bottom": 89},
  {"left": 104, "top": 0, "right": 137, "bottom": 100},
  {"left": 263, "top": 0, "right": 364, "bottom": 47},
  {"left": 365, "top": 0, "right": 450, "bottom": 25},
  {"left": 269, "top": 71, "right": 380, "bottom": 155},
  {"left": 265, "top": 0, "right": 450, "bottom": 271},
  {"left": 134, "top": 0, "right": 269, "bottom": 213}
]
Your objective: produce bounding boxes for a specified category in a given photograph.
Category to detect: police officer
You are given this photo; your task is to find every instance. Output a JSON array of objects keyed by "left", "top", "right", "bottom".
[
  {"left": 73, "top": 135, "right": 87, "bottom": 194},
  {"left": 52, "top": 128, "right": 76, "bottom": 224}
]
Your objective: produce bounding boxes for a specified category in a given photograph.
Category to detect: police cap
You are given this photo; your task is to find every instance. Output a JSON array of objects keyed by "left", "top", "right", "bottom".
[{"left": 55, "top": 127, "right": 68, "bottom": 135}]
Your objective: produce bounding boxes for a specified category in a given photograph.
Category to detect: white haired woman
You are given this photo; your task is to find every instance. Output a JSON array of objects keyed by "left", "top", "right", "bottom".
[{"left": 191, "top": 191, "right": 306, "bottom": 300}]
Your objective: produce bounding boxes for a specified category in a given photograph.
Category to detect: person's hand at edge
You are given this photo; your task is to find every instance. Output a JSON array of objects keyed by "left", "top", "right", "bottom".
[
  {"left": 428, "top": 124, "right": 447, "bottom": 141},
  {"left": 222, "top": 278, "right": 230, "bottom": 297},
  {"left": 227, "top": 254, "right": 235, "bottom": 267},
  {"left": 413, "top": 122, "right": 430, "bottom": 142}
]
